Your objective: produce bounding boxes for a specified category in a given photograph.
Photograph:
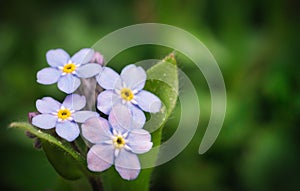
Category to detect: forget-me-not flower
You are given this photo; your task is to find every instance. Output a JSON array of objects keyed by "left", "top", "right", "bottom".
[
  {"left": 37, "top": 48, "right": 102, "bottom": 94},
  {"left": 82, "top": 104, "right": 153, "bottom": 180},
  {"left": 32, "top": 94, "right": 98, "bottom": 142},
  {"left": 96, "top": 64, "right": 161, "bottom": 128}
]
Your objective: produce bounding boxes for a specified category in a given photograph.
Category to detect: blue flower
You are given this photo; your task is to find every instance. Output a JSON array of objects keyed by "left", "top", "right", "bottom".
[
  {"left": 82, "top": 104, "right": 153, "bottom": 180},
  {"left": 96, "top": 64, "right": 162, "bottom": 128},
  {"left": 37, "top": 48, "right": 102, "bottom": 94},
  {"left": 32, "top": 94, "right": 98, "bottom": 142}
]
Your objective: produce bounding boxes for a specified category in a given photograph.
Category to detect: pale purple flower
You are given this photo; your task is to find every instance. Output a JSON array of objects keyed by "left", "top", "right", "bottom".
[
  {"left": 37, "top": 48, "right": 102, "bottom": 94},
  {"left": 32, "top": 94, "right": 98, "bottom": 142},
  {"left": 96, "top": 64, "right": 162, "bottom": 128},
  {"left": 82, "top": 104, "right": 153, "bottom": 180}
]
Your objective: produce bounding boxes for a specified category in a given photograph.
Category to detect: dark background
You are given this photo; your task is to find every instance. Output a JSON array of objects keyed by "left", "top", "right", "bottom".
[{"left": 0, "top": 0, "right": 299, "bottom": 190}]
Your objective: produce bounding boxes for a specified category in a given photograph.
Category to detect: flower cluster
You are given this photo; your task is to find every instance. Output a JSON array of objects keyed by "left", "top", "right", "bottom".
[{"left": 31, "top": 48, "right": 162, "bottom": 180}]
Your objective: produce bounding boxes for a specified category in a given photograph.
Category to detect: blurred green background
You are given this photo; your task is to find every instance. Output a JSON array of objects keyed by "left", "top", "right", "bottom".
[{"left": 1, "top": 0, "right": 299, "bottom": 190}]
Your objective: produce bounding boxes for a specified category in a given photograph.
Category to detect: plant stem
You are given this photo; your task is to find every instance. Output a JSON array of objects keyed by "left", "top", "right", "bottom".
[
  {"left": 89, "top": 176, "right": 104, "bottom": 191},
  {"left": 71, "top": 141, "right": 81, "bottom": 153}
]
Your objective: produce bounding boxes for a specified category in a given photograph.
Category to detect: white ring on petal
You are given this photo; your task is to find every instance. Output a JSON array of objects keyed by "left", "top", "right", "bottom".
[
  {"left": 76, "top": 63, "right": 102, "bottom": 78},
  {"left": 87, "top": 144, "right": 114, "bottom": 172},
  {"left": 135, "top": 90, "right": 162, "bottom": 113},
  {"left": 120, "top": 64, "right": 146, "bottom": 91},
  {"left": 96, "top": 67, "right": 122, "bottom": 90},
  {"left": 62, "top": 94, "right": 86, "bottom": 111},
  {"left": 115, "top": 149, "right": 141, "bottom": 180},
  {"left": 71, "top": 48, "right": 94, "bottom": 65}
]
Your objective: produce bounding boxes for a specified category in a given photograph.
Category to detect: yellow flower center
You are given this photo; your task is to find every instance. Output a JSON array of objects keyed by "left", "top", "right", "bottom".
[
  {"left": 62, "top": 63, "right": 77, "bottom": 74},
  {"left": 120, "top": 88, "right": 134, "bottom": 101},
  {"left": 113, "top": 135, "right": 126, "bottom": 149},
  {"left": 57, "top": 108, "right": 72, "bottom": 120}
]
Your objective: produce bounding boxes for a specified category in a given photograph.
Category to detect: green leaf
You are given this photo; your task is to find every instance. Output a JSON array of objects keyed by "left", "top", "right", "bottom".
[
  {"left": 10, "top": 122, "right": 87, "bottom": 180},
  {"left": 41, "top": 140, "right": 83, "bottom": 180},
  {"left": 101, "top": 53, "right": 178, "bottom": 191}
]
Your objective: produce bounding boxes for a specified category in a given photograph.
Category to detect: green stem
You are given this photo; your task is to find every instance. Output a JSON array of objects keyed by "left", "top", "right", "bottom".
[
  {"left": 71, "top": 141, "right": 81, "bottom": 153},
  {"left": 89, "top": 176, "right": 104, "bottom": 191}
]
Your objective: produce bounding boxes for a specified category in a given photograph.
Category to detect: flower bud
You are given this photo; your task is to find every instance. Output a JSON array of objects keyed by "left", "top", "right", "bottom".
[
  {"left": 28, "top": 112, "right": 39, "bottom": 124},
  {"left": 90, "top": 51, "right": 104, "bottom": 66},
  {"left": 34, "top": 139, "right": 42, "bottom": 150},
  {"left": 25, "top": 131, "right": 36, "bottom": 139}
]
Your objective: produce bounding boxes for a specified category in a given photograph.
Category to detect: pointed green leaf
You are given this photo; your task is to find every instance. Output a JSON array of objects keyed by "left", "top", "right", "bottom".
[
  {"left": 102, "top": 53, "right": 178, "bottom": 191},
  {"left": 41, "top": 140, "right": 83, "bottom": 180},
  {"left": 10, "top": 122, "right": 88, "bottom": 180}
]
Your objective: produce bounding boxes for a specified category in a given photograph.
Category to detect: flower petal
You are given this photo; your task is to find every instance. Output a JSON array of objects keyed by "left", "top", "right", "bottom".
[
  {"left": 62, "top": 94, "right": 86, "bottom": 111},
  {"left": 73, "top": 111, "right": 99, "bottom": 123},
  {"left": 55, "top": 121, "right": 80, "bottom": 142},
  {"left": 71, "top": 48, "right": 94, "bottom": 65},
  {"left": 36, "top": 97, "right": 61, "bottom": 113},
  {"left": 46, "top": 49, "right": 70, "bottom": 67},
  {"left": 97, "top": 90, "right": 121, "bottom": 115},
  {"left": 32, "top": 114, "right": 57, "bottom": 129},
  {"left": 129, "top": 105, "right": 146, "bottom": 129},
  {"left": 135, "top": 90, "right": 162, "bottom": 113},
  {"left": 121, "top": 64, "right": 146, "bottom": 91},
  {"left": 57, "top": 74, "right": 81, "bottom": 94},
  {"left": 96, "top": 67, "right": 122, "bottom": 90},
  {"left": 109, "top": 104, "right": 132, "bottom": 132},
  {"left": 115, "top": 149, "right": 140, "bottom": 180},
  {"left": 76, "top": 63, "right": 102, "bottom": 78},
  {"left": 87, "top": 144, "right": 114, "bottom": 172},
  {"left": 82, "top": 117, "right": 111, "bottom": 144},
  {"left": 37, "top": 67, "right": 61, "bottom": 85},
  {"left": 127, "top": 129, "right": 153, "bottom": 154}
]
